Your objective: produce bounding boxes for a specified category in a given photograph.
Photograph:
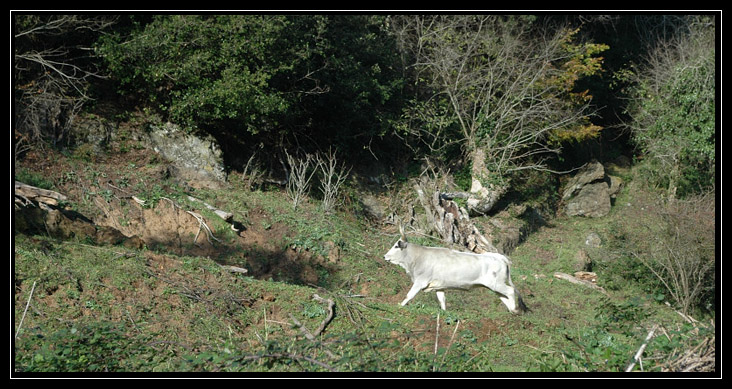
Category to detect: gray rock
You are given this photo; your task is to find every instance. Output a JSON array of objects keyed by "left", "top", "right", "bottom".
[
  {"left": 565, "top": 182, "right": 611, "bottom": 218},
  {"left": 585, "top": 232, "right": 601, "bottom": 248},
  {"left": 561, "top": 161, "right": 623, "bottom": 218},
  {"left": 607, "top": 175, "right": 624, "bottom": 198},
  {"left": 360, "top": 194, "right": 385, "bottom": 221},
  {"left": 562, "top": 161, "right": 606, "bottom": 201},
  {"left": 146, "top": 122, "right": 226, "bottom": 187}
]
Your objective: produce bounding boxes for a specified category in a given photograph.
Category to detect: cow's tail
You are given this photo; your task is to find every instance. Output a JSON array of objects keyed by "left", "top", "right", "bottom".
[{"left": 505, "top": 258, "right": 530, "bottom": 314}]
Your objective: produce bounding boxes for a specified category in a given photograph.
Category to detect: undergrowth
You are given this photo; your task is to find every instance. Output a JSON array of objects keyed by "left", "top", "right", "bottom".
[{"left": 13, "top": 150, "right": 715, "bottom": 374}]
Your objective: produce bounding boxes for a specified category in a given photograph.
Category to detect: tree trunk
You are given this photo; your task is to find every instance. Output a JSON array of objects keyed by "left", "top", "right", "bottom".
[{"left": 466, "top": 148, "right": 508, "bottom": 216}]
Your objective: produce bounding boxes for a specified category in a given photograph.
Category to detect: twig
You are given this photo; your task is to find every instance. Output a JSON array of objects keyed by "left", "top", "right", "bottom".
[
  {"left": 187, "top": 195, "right": 234, "bottom": 222},
  {"left": 15, "top": 281, "right": 37, "bottom": 338},
  {"left": 311, "top": 294, "right": 335, "bottom": 337},
  {"left": 664, "top": 301, "right": 698, "bottom": 324},
  {"left": 186, "top": 210, "right": 222, "bottom": 245},
  {"left": 290, "top": 314, "right": 316, "bottom": 341},
  {"left": 432, "top": 311, "right": 441, "bottom": 372},
  {"left": 157, "top": 196, "right": 221, "bottom": 245},
  {"left": 440, "top": 319, "right": 461, "bottom": 366},
  {"left": 625, "top": 324, "right": 658, "bottom": 372},
  {"left": 434, "top": 311, "right": 441, "bottom": 355},
  {"left": 290, "top": 294, "right": 336, "bottom": 340}
]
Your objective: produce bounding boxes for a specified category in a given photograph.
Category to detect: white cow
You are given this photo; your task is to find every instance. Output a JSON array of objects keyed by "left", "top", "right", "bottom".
[{"left": 383, "top": 237, "right": 527, "bottom": 314}]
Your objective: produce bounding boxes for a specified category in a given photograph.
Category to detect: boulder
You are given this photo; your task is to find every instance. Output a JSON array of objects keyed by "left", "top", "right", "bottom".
[
  {"left": 562, "top": 161, "right": 622, "bottom": 218},
  {"left": 565, "top": 182, "right": 611, "bottom": 218},
  {"left": 146, "top": 122, "right": 226, "bottom": 188},
  {"left": 562, "top": 161, "right": 606, "bottom": 201}
]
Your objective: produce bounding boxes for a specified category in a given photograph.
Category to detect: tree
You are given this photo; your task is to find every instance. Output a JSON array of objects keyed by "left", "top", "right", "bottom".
[
  {"left": 97, "top": 15, "right": 406, "bottom": 163},
  {"left": 626, "top": 15, "right": 715, "bottom": 199},
  {"left": 392, "top": 15, "right": 607, "bottom": 214},
  {"left": 97, "top": 15, "right": 291, "bottom": 135},
  {"left": 13, "top": 14, "right": 117, "bottom": 151}
]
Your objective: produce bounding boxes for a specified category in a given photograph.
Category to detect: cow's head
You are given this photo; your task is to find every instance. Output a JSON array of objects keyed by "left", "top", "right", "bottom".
[
  {"left": 384, "top": 222, "right": 410, "bottom": 265},
  {"left": 383, "top": 239, "right": 409, "bottom": 265}
]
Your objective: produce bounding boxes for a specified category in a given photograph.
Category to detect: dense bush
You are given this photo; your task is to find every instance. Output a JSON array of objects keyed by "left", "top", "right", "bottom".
[
  {"left": 601, "top": 185, "right": 715, "bottom": 317},
  {"left": 96, "top": 15, "right": 406, "bottom": 160},
  {"left": 626, "top": 16, "right": 715, "bottom": 198}
]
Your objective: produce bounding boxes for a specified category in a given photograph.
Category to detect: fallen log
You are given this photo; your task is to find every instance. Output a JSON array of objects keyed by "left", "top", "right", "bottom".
[
  {"left": 553, "top": 272, "right": 608, "bottom": 295},
  {"left": 14, "top": 181, "right": 67, "bottom": 206}
]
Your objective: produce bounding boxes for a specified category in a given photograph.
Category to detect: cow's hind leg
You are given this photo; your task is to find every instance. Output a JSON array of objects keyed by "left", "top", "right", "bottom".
[{"left": 436, "top": 291, "right": 447, "bottom": 310}]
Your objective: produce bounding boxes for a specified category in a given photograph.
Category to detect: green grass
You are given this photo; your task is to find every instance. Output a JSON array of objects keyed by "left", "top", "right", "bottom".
[{"left": 14, "top": 153, "right": 710, "bottom": 374}]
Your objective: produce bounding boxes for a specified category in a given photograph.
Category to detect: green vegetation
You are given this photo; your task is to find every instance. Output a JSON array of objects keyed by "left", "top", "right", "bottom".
[
  {"left": 14, "top": 13, "right": 716, "bottom": 374},
  {"left": 625, "top": 17, "right": 715, "bottom": 198},
  {"left": 13, "top": 155, "right": 715, "bottom": 373}
]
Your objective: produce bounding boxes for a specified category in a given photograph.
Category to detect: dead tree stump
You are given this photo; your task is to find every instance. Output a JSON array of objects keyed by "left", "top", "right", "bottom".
[{"left": 414, "top": 181, "right": 498, "bottom": 254}]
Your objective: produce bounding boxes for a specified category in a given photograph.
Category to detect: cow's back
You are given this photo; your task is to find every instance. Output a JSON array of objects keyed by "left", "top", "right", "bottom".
[{"left": 408, "top": 246, "right": 504, "bottom": 291}]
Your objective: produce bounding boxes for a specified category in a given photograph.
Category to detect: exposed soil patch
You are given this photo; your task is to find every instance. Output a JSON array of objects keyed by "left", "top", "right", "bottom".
[{"left": 17, "top": 146, "right": 339, "bottom": 288}]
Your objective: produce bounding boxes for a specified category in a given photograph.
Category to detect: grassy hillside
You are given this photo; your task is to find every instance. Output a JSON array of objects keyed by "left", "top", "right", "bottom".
[{"left": 13, "top": 145, "right": 714, "bottom": 374}]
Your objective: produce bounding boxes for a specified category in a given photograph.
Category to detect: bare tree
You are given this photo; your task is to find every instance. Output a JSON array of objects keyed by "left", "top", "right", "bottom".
[
  {"left": 630, "top": 193, "right": 715, "bottom": 315},
  {"left": 392, "top": 15, "right": 603, "bottom": 215},
  {"left": 13, "top": 14, "right": 116, "bottom": 150}
]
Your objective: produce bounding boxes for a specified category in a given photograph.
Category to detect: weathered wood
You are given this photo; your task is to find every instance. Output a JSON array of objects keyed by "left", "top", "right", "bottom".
[
  {"left": 414, "top": 180, "right": 497, "bottom": 253},
  {"left": 553, "top": 272, "right": 608, "bottom": 295},
  {"left": 625, "top": 325, "right": 658, "bottom": 372},
  {"left": 14, "top": 181, "right": 67, "bottom": 206},
  {"left": 187, "top": 196, "right": 233, "bottom": 222},
  {"left": 219, "top": 265, "right": 249, "bottom": 274}
]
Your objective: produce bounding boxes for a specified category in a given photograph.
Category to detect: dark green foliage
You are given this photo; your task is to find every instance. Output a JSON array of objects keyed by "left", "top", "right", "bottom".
[
  {"left": 626, "top": 16, "right": 715, "bottom": 198},
  {"left": 97, "top": 15, "right": 406, "bottom": 161}
]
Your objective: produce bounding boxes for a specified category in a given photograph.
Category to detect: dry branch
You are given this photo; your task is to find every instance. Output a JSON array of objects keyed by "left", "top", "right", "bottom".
[
  {"left": 553, "top": 272, "right": 608, "bottom": 295},
  {"left": 187, "top": 196, "right": 234, "bottom": 222},
  {"left": 663, "top": 335, "right": 715, "bottom": 372},
  {"left": 15, "top": 281, "right": 37, "bottom": 339},
  {"left": 290, "top": 294, "right": 336, "bottom": 341},
  {"left": 219, "top": 265, "right": 249, "bottom": 275},
  {"left": 160, "top": 197, "right": 221, "bottom": 245},
  {"left": 625, "top": 324, "right": 658, "bottom": 372},
  {"left": 311, "top": 294, "right": 335, "bottom": 338}
]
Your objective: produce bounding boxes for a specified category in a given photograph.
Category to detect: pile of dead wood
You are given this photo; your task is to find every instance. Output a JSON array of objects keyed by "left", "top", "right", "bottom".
[{"left": 412, "top": 178, "right": 498, "bottom": 253}]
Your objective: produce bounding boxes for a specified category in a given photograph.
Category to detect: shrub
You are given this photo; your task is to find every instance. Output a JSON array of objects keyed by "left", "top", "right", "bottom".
[
  {"left": 629, "top": 193, "right": 715, "bottom": 316},
  {"left": 626, "top": 16, "right": 715, "bottom": 198}
]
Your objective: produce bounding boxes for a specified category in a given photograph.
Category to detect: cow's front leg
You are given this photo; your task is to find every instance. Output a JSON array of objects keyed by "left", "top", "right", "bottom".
[
  {"left": 435, "top": 291, "right": 446, "bottom": 310},
  {"left": 400, "top": 283, "right": 424, "bottom": 307}
]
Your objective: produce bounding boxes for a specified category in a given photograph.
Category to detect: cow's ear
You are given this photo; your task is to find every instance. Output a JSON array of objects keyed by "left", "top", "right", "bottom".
[{"left": 397, "top": 240, "right": 408, "bottom": 249}]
